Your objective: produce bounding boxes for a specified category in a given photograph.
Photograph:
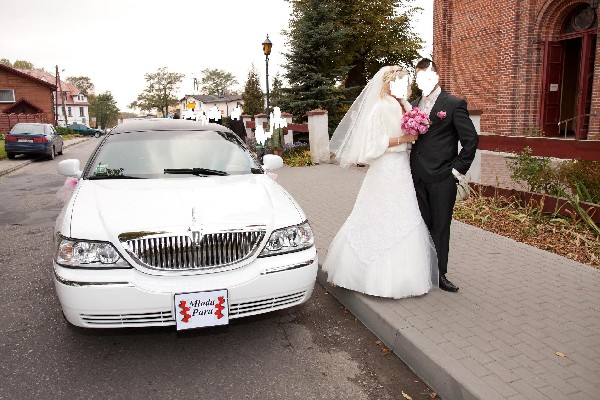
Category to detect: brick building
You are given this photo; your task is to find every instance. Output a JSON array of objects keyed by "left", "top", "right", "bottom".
[
  {"left": 0, "top": 64, "right": 57, "bottom": 131},
  {"left": 433, "top": 0, "right": 599, "bottom": 140}
]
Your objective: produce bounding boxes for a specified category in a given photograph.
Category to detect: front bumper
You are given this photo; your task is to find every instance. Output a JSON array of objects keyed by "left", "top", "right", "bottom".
[{"left": 54, "top": 247, "right": 318, "bottom": 328}]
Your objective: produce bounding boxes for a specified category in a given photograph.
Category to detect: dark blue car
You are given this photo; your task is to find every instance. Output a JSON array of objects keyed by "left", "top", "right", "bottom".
[{"left": 4, "top": 123, "right": 64, "bottom": 160}]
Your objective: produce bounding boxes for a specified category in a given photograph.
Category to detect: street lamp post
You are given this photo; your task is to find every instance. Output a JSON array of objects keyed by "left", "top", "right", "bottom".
[{"left": 262, "top": 35, "right": 272, "bottom": 117}]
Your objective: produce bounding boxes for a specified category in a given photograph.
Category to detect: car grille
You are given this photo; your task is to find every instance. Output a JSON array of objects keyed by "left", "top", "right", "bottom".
[
  {"left": 122, "top": 230, "right": 265, "bottom": 271},
  {"left": 229, "top": 291, "right": 307, "bottom": 317},
  {"left": 80, "top": 311, "right": 175, "bottom": 326},
  {"left": 79, "top": 291, "right": 308, "bottom": 327}
]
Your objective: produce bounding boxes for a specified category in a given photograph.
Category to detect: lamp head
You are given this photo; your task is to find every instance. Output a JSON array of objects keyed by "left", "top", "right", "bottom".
[{"left": 262, "top": 35, "right": 272, "bottom": 56}]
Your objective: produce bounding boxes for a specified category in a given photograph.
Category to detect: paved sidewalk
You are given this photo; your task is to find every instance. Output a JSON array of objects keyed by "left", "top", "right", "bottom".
[
  {"left": 275, "top": 164, "right": 600, "bottom": 400},
  {"left": 0, "top": 137, "right": 90, "bottom": 177}
]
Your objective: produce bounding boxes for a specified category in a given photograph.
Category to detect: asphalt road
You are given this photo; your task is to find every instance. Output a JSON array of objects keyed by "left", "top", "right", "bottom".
[{"left": 0, "top": 138, "right": 434, "bottom": 400}]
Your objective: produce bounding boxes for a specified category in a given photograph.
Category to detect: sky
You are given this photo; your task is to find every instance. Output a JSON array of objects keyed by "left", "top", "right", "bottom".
[{"left": 0, "top": 0, "right": 433, "bottom": 113}]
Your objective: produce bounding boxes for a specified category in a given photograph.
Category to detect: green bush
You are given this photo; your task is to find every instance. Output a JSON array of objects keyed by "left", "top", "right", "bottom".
[
  {"left": 557, "top": 160, "right": 600, "bottom": 204},
  {"left": 282, "top": 142, "right": 313, "bottom": 167},
  {"left": 508, "top": 148, "right": 600, "bottom": 205},
  {"left": 55, "top": 126, "right": 74, "bottom": 136},
  {"left": 507, "top": 147, "right": 562, "bottom": 195}
]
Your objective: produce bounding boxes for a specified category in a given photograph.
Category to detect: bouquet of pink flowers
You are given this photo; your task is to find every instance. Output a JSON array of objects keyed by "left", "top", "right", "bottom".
[{"left": 401, "top": 107, "right": 431, "bottom": 136}]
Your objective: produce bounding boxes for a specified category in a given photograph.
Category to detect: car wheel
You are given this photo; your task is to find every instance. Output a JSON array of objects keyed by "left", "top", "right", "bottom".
[
  {"left": 57, "top": 145, "right": 63, "bottom": 155},
  {"left": 94, "top": 131, "right": 100, "bottom": 138},
  {"left": 7, "top": 152, "right": 15, "bottom": 159},
  {"left": 49, "top": 146, "right": 55, "bottom": 160}
]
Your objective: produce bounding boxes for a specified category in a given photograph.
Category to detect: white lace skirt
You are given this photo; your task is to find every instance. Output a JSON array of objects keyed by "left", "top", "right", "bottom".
[{"left": 322, "top": 152, "right": 438, "bottom": 299}]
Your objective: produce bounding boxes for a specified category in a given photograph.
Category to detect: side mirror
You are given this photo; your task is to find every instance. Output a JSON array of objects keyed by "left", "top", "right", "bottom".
[
  {"left": 262, "top": 154, "right": 284, "bottom": 170},
  {"left": 57, "top": 159, "right": 82, "bottom": 178}
]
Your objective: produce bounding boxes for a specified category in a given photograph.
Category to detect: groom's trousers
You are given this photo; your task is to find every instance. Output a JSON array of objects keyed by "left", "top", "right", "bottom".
[{"left": 413, "top": 175, "right": 457, "bottom": 276}]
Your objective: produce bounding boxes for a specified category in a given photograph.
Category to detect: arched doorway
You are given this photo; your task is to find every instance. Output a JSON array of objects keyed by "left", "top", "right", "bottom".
[{"left": 540, "top": 4, "right": 597, "bottom": 139}]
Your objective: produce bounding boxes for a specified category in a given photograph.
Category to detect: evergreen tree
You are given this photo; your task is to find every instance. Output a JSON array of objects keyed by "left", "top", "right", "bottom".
[
  {"left": 271, "top": 73, "right": 284, "bottom": 109},
  {"left": 408, "top": 74, "right": 422, "bottom": 103},
  {"left": 241, "top": 64, "right": 264, "bottom": 116},
  {"left": 281, "top": 0, "right": 349, "bottom": 127}
]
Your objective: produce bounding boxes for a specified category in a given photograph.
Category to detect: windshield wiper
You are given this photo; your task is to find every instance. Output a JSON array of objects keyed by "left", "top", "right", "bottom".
[
  {"left": 250, "top": 168, "right": 264, "bottom": 174},
  {"left": 88, "top": 175, "right": 145, "bottom": 180},
  {"left": 164, "top": 168, "right": 229, "bottom": 176}
]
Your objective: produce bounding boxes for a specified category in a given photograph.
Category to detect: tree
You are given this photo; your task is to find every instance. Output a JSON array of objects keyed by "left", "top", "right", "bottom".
[
  {"left": 0, "top": 59, "right": 10, "bottom": 66},
  {"left": 281, "top": 0, "right": 349, "bottom": 126},
  {"left": 271, "top": 73, "right": 284, "bottom": 108},
  {"left": 408, "top": 74, "right": 422, "bottom": 103},
  {"left": 241, "top": 64, "right": 264, "bottom": 116},
  {"left": 67, "top": 76, "right": 95, "bottom": 96},
  {"left": 282, "top": 0, "right": 423, "bottom": 129},
  {"left": 119, "top": 111, "right": 138, "bottom": 119},
  {"left": 335, "top": 0, "right": 422, "bottom": 88},
  {"left": 12, "top": 60, "right": 34, "bottom": 69},
  {"left": 200, "top": 68, "right": 238, "bottom": 96},
  {"left": 89, "top": 92, "right": 120, "bottom": 129},
  {"left": 132, "top": 67, "right": 184, "bottom": 116}
]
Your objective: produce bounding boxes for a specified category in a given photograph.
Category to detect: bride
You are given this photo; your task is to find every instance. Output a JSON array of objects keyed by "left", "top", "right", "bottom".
[{"left": 323, "top": 66, "right": 438, "bottom": 299}]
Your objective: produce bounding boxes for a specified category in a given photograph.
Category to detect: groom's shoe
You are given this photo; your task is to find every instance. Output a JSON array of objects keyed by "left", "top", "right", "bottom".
[{"left": 439, "top": 275, "right": 459, "bottom": 292}]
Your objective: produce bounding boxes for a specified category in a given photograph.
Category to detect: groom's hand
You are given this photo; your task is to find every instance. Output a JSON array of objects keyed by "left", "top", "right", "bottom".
[{"left": 452, "top": 168, "right": 466, "bottom": 183}]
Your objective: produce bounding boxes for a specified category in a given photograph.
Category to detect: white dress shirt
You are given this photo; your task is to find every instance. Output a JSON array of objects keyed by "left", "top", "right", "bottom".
[{"left": 418, "top": 86, "right": 441, "bottom": 116}]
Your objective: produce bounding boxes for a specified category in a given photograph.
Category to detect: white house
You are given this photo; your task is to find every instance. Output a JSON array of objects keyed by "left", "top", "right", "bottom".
[
  {"left": 17, "top": 69, "right": 91, "bottom": 127},
  {"left": 179, "top": 94, "right": 243, "bottom": 119}
]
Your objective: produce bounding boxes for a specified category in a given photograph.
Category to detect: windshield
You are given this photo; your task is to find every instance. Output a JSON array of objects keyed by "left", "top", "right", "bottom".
[
  {"left": 84, "top": 130, "right": 260, "bottom": 179},
  {"left": 11, "top": 124, "right": 46, "bottom": 135}
]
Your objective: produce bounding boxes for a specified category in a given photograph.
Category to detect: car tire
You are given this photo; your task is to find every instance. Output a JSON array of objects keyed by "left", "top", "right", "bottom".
[
  {"left": 7, "top": 152, "right": 16, "bottom": 159},
  {"left": 57, "top": 145, "right": 63, "bottom": 155},
  {"left": 94, "top": 132, "right": 100, "bottom": 138},
  {"left": 49, "top": 146, "right": 55, "bottom": 160}
]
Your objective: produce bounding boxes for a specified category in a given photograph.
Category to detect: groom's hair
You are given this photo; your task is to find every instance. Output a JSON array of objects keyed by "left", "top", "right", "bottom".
[{"left": 415, "top": 58, "right": 439, "bottom": 73}]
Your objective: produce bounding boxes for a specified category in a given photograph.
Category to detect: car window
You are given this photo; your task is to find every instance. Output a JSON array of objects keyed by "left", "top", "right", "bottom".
[
  {"left": 10, "top": 124, "right": 46, "bottom": 135},
  {"left": 85, "top": 130, "right": 259, "bottom": 178}
]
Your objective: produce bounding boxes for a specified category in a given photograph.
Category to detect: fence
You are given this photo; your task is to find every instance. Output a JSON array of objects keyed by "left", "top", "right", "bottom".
[{"left": 0, "top": 113, "right": 50, "bottom": 134}]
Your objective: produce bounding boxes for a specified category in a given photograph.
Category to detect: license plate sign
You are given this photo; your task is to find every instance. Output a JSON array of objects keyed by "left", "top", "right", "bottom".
[
  {"left": 174, "top": 289, "right": 229, "bottom": 330},
  {"left": 18, "top": 139, "right": 33, "bottom": 143}
]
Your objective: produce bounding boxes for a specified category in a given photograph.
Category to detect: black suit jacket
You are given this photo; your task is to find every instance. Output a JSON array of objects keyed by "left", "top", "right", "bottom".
[{"left": 410, "top": 89, "right": 479, "bottom": 183}]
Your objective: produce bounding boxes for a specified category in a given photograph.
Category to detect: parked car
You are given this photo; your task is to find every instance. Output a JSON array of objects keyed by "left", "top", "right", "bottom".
[
  {"left": 53, "top": 119, "right": 317, "bottom": 330},
  {"left": 66, "top": 122, "right": 104, "bottom": 137},
  {"left": 4, "top": 123, "right": 64, "bottom": 160}
]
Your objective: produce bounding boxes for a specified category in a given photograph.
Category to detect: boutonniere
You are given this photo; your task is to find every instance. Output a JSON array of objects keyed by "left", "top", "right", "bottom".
[{"left": 436, "top": 111, "right": 447, "bottom": 120}]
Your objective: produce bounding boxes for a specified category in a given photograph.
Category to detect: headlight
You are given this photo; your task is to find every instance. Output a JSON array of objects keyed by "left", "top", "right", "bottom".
[
  {"left": 55, "top": 235, "right": 131, "bottom": 268},
  {"left": 259, "top": 221, "right": 314, "bottom": 257}
]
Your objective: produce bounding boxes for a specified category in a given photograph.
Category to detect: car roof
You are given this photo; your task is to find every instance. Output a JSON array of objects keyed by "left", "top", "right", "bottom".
[
  {"left": 111, "top": 118, "right": 233, "bottom": 134},
  {"left": 13, "top": 122, "right": 51, "bottom": 126}
]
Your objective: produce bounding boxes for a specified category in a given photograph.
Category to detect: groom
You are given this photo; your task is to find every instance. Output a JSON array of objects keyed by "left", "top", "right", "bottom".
[{"left": 409, "top": 58, "right": 479, "bottom": 292}]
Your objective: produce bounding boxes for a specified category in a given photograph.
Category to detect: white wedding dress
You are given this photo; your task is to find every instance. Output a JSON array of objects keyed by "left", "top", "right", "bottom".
[{"left": 323, "top": 95, "right": 438, "bottom": 299}]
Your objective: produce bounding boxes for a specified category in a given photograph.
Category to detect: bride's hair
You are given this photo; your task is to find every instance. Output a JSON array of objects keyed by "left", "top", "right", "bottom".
[{"left": 380, "top": 66, "right": 407, "bottom": 98}]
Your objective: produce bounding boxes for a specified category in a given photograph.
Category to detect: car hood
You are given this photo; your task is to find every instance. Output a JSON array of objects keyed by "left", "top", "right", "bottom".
[{"left": 59, "top": 175, "right": 305, "bottom": 241}]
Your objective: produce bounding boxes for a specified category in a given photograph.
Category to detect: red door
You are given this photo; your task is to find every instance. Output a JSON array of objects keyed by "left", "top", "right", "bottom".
[
  {"left": 540, "top": 41, "right": 564, "bottom": 136},
  {"left": 576, "top": 33, "right": 596, "bottom": 139}
]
